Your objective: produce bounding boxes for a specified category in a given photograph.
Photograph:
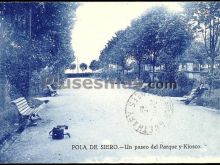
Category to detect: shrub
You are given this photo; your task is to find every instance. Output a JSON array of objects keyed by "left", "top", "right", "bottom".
[
  {"left": 141, "top": 71, "right": 151, "bottom": 83},
  {"left": 157, "top": 72, "right": 166, "bottom": 82},
  {"left": 212, "top": 79, "right": 220, "bottom": 89},
  {"left": 176, "top": 72, "right": 195, "bottom": 96},
  {"left": 125, "top": 71, "right": 139, "bottom": 80},
  {"left": 176, "top": 72, "right": 188, "bottom": 89},
  {"left": 142, "top": 87, "right": 184, "bottom": 97},
  {"left": 142, "top": 72, "right": 195, "bottom": 97},
  {"left": 196, "top": 89, "right": 220, "bottom": 110}
]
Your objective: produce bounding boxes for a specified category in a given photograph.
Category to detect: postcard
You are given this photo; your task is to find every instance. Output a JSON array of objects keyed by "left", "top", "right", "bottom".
[{"left": 0, "top": 1, "right": 220, "bottom": 163}]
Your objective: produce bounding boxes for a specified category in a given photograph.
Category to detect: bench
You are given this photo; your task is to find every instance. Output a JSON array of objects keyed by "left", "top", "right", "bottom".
[
  {"left": 11, "top": 97, "right": 46, "bottom": 122},
  {"left": 181, "top": 86, "right": 208, "bottom": 104},
  {"left": 47, "top": 84, "right": 58, "bottom": 97}
]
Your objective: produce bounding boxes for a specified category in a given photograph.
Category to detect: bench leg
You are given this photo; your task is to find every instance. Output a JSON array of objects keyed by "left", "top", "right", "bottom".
[
  {"left": 28, "top": 121, "right": 38, "bottom": 127},
  {"left": 36, "top": 114, "right": 42, "bottom": 120},
  {"left": 30, "top": 114, "right": 41, "bottom": 121},
  {"left": 27, "top": 116, "right": 38, "bottom": 127}
]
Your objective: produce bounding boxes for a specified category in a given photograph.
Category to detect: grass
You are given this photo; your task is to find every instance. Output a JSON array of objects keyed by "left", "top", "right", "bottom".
[
  {"left": 196, "top": 89, "right": 220, "bottom": 110},
  {"left": 141, "top": 86, "right": 191, "bottom": 97},
  {"left": 0, "top": 97, "right": 44, "bottom": 150},
  {"left": 0, "top": 105, "right": 20, "bottom": 150}
]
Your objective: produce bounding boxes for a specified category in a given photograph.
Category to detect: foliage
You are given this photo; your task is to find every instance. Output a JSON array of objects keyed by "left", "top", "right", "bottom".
[
  {"left": 0, "top": 2, "right": 78, "bottom": 97},
  {"left": 80, "top": 63, "right": 87, "bottom": 72},
  {"left": 196, "top": 89, "right": 220, "bottom": 110},
  {"left": 141, "top": 71, "right": 151, "bottom": 83},
  {"left": 176, "top": 72, "right": 189, "bottom": 89},
  {"left": 89, "top": 60, "right": 100, "bottom": 71},
  {"left": 176, "top": 71, "right": 195, "bottom": 95},
  {"left": 184, "top": 2, "right": 220, "bottom": 75},
  {"left": 70, "top": 63, "right": 76, "bottom": 70},
  {"left": 180, "top": 41, "right": 208, "bottom": 65},
  {"left": 98, "top": 7, "right": 192, "bottom": 82},
  {"left": 212, "top": 79, "right": 220, "bottom": 89}
]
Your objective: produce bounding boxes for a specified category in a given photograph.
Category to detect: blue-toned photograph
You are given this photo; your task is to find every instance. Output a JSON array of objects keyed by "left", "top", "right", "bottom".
[{"left": 0, "top": 1, "right": 220, "bottom": 163}]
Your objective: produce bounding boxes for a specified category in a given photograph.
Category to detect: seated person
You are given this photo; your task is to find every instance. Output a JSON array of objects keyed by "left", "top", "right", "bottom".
[{"left": 44, "top": 84, "right": 58, "bottom": 97}]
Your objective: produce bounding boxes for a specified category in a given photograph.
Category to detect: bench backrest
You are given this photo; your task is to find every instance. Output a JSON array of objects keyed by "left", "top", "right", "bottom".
[
  {"left": 11, "top": 97, "right": 32, "bottom": 116},
  {"left": 47, "top": 85, "right": 55, "bottom": 92}
]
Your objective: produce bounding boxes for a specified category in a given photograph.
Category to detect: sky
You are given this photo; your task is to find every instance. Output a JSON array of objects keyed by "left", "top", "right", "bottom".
[{"left": 71, "top": 2, "right": 183, "bottom": 67}]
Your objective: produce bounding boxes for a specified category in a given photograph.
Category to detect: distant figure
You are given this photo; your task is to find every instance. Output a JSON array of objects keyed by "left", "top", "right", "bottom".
[
  {"left": 44, "top": 84, "right": 58, "bottom": 97},
  {"left": 184, "top": 83, "right": 208, "bottom": 105}
]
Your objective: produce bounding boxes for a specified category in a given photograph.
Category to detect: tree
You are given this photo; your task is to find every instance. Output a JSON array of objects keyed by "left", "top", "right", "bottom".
[
  {"left": 113, "top": 30, "right": 132, "bottom": 81},
  {"left": 125, "top": 22, "right": 147, "bottom": 79},
  {"left": 89, "top": 60, "right": 100, "bottom": 72},
  {"left": 130, "top": 7, "right": 192, "bottom": 82},
  {"left": 80, "top": 63, "right": 87, "bottom": 72},
  {"left": 157, "top": 14, "right": 192, "bottom": 82},
  {"left": 184, "top": 2, "right": 220, "bottom": 89},
  {"left": 98, "top": 7, "right": 192, "bottom": 83},
  {"left": 180, "top": 41, "right": 208, "bottom": 71},
  {"left": 0, "top": 2, "right": 78, "bottom": 97},
  {"left": 70, "top": 63, "right": 76, "bottom": 70}
]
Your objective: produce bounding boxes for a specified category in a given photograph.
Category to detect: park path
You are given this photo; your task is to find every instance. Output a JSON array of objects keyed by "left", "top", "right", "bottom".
[{"left": 1, "top": 78, "right": 220, "bottom": 163}]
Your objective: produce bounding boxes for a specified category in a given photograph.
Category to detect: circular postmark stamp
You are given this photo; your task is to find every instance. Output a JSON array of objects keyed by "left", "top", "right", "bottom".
[{"left": 125, "top": 91, "right": 174, "bottom": 135}]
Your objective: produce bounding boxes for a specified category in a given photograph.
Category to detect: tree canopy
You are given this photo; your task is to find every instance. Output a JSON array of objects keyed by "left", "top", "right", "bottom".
[
  {"left": 89, "top": 60, "right": 100, "bottom": 72},
  {"left": 0, "top": 2, "right": 78, "bottom": 97},
  {"left": 98, "top": 7, "right": 192, "bottom": 82},
  {"left": 80, "top": 63, "right": 87, "bottom": 72}
]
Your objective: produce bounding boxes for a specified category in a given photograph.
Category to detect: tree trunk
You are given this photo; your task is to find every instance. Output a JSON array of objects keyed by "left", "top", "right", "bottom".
[
  {"left": 209, "top": 58, "right": 215, "bottom": 94},
  {"left": 152, "top": 64, "right": 155, "bottom": 82},
  {"left": 122, "top": 66, "right": 125, "bottom": 83},
  {"left": 210, "top": 58, "right": 215, "bottom": 76},
  {"left": 0, "top": 73, "right": 6, "bottom": 111},
  {"left": 138, "top": 61, "right": 141, "bottom": 79}
]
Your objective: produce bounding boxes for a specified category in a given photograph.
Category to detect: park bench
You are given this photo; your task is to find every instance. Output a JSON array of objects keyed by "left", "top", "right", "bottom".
[
  {"left": 11, "top": 97, "right": 48, "bottom": 123},
  {"left": 181, "top": 84, "right": 208, "bottom": 105},
  {"left": 47, "top": 84, "right": 58, "bottom": 97}
]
